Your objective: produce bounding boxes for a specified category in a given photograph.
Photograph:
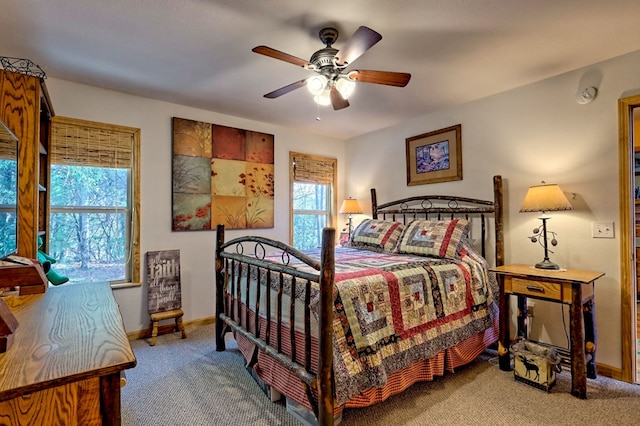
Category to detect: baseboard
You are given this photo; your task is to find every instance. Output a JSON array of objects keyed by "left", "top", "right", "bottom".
[
  {"left": 596, "top": 362, "right": 623, "bottom": 381},
  {"left": 127, "top": 316, "right": 215, "bottom": 341}
]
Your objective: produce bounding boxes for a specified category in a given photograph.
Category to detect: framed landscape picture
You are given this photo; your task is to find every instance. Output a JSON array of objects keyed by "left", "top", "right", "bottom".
[{"left": 405, "top": 124, "right": 462, "bottom": 186}]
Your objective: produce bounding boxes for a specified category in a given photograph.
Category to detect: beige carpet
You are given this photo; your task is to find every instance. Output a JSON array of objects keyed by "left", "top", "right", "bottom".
[
  {"left": 340, "top": 354, "right": 639, "bottom": 425},
  {"left": 122, "top": 324, "right": 640, "bottom": 425}
]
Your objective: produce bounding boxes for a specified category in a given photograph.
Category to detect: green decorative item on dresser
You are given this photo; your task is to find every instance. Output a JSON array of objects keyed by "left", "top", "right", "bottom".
[{"left": 37, "top": 237, "right": 68, "bottom": 286}]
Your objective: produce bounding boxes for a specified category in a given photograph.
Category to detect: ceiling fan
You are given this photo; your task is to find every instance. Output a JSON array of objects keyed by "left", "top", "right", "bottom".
[{"left": 252, "top": 26, "right": 411, "bottom": 111}]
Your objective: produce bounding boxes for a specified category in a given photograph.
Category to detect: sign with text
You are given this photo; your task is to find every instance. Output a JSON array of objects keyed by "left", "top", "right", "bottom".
[{"left": 146, "top": 250, "right": 181, "bottom": 314}]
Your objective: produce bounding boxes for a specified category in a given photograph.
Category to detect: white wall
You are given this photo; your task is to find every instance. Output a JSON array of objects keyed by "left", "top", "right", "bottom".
[
  {"left": 46, "top": 78, "right": 346, "bottom": 333},
  {"left": 345, "top": 49, "right": 640, "bottom": 369},
  {"left": 46, "top": 48, "right": 640, "bottom": 369}
]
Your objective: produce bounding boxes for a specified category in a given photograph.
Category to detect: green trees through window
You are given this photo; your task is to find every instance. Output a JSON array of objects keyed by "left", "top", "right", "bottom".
[
  {"left": 292, "top": 182, "right": 329, "bottom": 250},
  {"left": 49, "top": 165, "right": 130, "bottom": 283},
  {"left": 0, "top": 156, "right": 17, "bottom": 258}
]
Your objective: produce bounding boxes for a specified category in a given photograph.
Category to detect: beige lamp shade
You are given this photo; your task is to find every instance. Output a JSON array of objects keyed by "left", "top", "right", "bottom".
[
  {"left": 519, "top": 183, "right": 573, "bottom": 213},
  {"left": 339, "top": 198, "right": 363, "bottom": 215}
]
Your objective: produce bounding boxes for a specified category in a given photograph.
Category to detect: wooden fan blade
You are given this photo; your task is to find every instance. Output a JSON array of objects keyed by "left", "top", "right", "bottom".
[
  {"left": 252, "top": 46, "right": 311, "bottom": 68},
  {"left": 264, "top": 79, "right": 307, "bottom": 99},
  {"left": 335, "top": 26, "right": 382, "bottom": 66},
  {"left": 350, "top": 70, "right": 411, "bottom": 87},
  {"left": 330, "top": 85, "right": 349, "bottom": 110}
]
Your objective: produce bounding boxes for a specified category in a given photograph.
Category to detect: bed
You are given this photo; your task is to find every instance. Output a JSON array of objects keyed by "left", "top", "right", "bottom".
[{"left": 215, "top": 175, "right": 504, "bottom": 425}]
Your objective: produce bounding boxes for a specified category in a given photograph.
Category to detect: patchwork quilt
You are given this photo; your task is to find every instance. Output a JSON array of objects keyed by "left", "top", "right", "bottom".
[{"left": 259, "top": 243, "right": 498, "bottom": 405}]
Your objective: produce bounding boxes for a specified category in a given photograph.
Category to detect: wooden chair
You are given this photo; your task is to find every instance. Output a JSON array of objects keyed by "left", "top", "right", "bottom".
[{"left": 148, "top": 308, "right": 187, "bottom": 346}]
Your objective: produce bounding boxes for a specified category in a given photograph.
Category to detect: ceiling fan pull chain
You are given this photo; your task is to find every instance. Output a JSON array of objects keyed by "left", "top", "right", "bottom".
[{"left": 315, "top": 102, "right": 321, "bottom": 121}]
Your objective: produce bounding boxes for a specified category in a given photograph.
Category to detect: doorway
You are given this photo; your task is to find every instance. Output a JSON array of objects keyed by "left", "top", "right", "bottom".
[{"left": 619, "top": 94, "right": 640, "bottom": 384}]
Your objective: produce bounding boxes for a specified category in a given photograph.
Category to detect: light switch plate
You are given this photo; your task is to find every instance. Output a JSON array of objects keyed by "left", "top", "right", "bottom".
[{"left": 592, "top": 221, "right": 615, "bottom": 238}]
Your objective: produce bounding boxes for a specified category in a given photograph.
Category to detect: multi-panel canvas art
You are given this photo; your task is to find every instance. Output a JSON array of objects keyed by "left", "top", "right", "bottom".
[{"left": 172, "top": 117, "right": 274, "bottom": 231}]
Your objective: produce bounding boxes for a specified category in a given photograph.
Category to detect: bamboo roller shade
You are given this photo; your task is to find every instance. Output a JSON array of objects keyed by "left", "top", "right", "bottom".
[
  {"left": 293, "top": 155, "right": 335, "bottom": 185},
  {"left": 0, "top": 140, "right": 17, "bottom": 160},
  {"left": 0, "top": 123, "right": 17, "bottom": 160},
  {"left": 51, "top": 121, "right": 133, "bottom": 168}
]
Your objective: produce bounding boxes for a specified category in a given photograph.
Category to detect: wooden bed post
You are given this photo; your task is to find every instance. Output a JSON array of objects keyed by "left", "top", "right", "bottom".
[
  {"left": 215, "top": 224, "right": 226, "bottom": 351},
  {"left": 317, "top": 227, "right": 336, "bottom": 426},
  {"left": 370, "top": 188, "right": 378, "bottom": 219},
  {"left": 493, "top": 175, "right": 504, "bottom": 267},
  {"left": 493, "top": 175, "right": 510, "bottom": 370}
]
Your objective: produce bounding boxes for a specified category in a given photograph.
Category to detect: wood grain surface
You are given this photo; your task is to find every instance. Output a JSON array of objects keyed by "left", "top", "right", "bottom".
[
  {"left": 0, "top": 282, "right": 135, "bottom": 425},
  {"left": 0, "top": 70, "right": 40, "bottom": 258}
]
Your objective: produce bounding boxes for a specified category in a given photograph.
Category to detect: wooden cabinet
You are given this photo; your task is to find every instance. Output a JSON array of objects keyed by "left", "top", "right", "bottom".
[
  {"left": 0, "top": 69, "right": 53, "bottom": 258},
  {"left": 636, "top": 246, "right": 640, "bottom": 299},
  {"left": 636, "top": 200, "right": 640, "bottom": 237},
  {"left": 0, "top": 282, "right": 136, "bottom": 425}
]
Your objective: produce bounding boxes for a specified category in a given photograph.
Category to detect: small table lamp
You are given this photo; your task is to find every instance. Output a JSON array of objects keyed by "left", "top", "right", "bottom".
[
  {"left": 339, "top": 197, "right": 363, "bottom": 235},
  {"left": 520, "top": 182, "right": 573, "bottom": 270}
]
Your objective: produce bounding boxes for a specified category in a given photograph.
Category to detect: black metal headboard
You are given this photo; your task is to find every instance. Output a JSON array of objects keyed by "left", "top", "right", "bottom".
[{"left": 370, "top": 175, "right": 504, "bottom": 266}]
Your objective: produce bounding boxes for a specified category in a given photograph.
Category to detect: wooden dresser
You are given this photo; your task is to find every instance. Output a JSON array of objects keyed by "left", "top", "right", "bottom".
[{"left": 0, "top": 282, "right": 136, "bottom": 425}]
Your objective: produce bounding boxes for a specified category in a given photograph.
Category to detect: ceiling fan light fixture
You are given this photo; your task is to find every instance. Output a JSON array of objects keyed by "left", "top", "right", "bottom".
[
  {"left": 307, "top": 75, "right": 328, "bottom": 96},
  {"left": 314, "top": 89, "right": 331, "bottom": 106},
  {"left": 254, "top": 25, "right": 410, "bottom": 114},
  {"left": 336, "top": 77, "right": 356, "bottom": 100}
]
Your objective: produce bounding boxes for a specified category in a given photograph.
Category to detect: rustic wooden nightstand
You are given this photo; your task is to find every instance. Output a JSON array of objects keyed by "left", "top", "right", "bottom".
[{"left": 490, "top": 264, "right": 604, "bottom": 399}]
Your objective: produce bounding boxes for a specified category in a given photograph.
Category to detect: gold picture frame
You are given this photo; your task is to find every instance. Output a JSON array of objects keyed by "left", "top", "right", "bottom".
[{"left": 405, "top": 124, "right": 462, "bottom": 186}]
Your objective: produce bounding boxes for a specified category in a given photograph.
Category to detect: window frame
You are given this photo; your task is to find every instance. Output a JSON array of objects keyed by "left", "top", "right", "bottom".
[
  {"left": 289, "top": 152, "right": 337, "bottom": 247},
  {"left": 49, "top": 116, "right": 141, "bottom": 288}
]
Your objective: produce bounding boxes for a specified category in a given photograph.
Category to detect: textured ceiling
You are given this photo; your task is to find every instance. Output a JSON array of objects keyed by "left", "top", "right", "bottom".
[{"left": 1, "top": 0, "right": 640, "bottom": 140}]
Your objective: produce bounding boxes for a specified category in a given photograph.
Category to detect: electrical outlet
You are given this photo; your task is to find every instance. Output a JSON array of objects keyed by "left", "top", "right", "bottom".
[
  {"left": 526, "top": 300, "right": 535, "bottom": 317},
  {"left": 592, "top": 221, "right": 615, "bottom": 238}
]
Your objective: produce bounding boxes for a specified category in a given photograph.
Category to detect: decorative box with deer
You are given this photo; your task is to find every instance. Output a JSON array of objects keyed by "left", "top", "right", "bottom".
[{"left": 511, "top": 340, "right": 561, "bottom": 392}]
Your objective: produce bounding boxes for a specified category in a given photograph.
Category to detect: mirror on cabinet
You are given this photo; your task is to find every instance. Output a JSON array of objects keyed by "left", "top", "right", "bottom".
[{"left": 0, "top": 120, "right": 18, "bottom": 260}]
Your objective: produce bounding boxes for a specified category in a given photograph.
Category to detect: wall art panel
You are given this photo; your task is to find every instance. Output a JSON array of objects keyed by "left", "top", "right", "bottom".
[{"left": 172, "top": 117, "right": 274, "bottom": 230}]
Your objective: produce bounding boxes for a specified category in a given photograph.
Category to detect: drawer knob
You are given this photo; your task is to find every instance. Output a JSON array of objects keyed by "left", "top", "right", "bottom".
[{"left": 526, "top": 285, "right": 545, "bottom": 293}]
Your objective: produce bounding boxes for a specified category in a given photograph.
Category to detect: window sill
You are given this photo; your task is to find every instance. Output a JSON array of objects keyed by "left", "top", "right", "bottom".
[{"left": 111, "top": 281, "right": 141, "bottom": 289}]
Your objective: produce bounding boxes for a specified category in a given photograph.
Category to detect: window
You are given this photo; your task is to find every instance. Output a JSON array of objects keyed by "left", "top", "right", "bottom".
[
  {"left": 49, "top": 117, "right": 140, "bottom": 286},
  {"left": 290, "top": 152, "right": 336, "bottom": 249}
]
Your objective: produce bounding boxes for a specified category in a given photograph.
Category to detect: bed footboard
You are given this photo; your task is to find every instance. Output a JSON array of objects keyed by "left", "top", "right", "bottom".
[{"left": 215, "top": 224, "right": 336, "bottom": 425}]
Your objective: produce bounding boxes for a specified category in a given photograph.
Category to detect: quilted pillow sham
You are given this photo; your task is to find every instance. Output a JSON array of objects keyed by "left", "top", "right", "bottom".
[
  {"left": 397, "top": 219, "right": 470, "bottom": 259},
  {"left": 349, "top": 219, "right": 405, "bottom": 253}
]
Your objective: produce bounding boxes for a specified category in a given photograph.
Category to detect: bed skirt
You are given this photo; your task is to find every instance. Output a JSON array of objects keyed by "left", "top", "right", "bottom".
[{"left": 233, "top": 308, "right": 499, "bottom": 417}]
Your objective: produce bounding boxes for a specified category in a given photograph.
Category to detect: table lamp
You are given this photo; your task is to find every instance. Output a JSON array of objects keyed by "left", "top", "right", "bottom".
[
  {"left": 520, "top": 182, "right": 573, "bottom": 270},
  {"left": 339, "top": 197, "right": 363, "bottom": 235}
]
